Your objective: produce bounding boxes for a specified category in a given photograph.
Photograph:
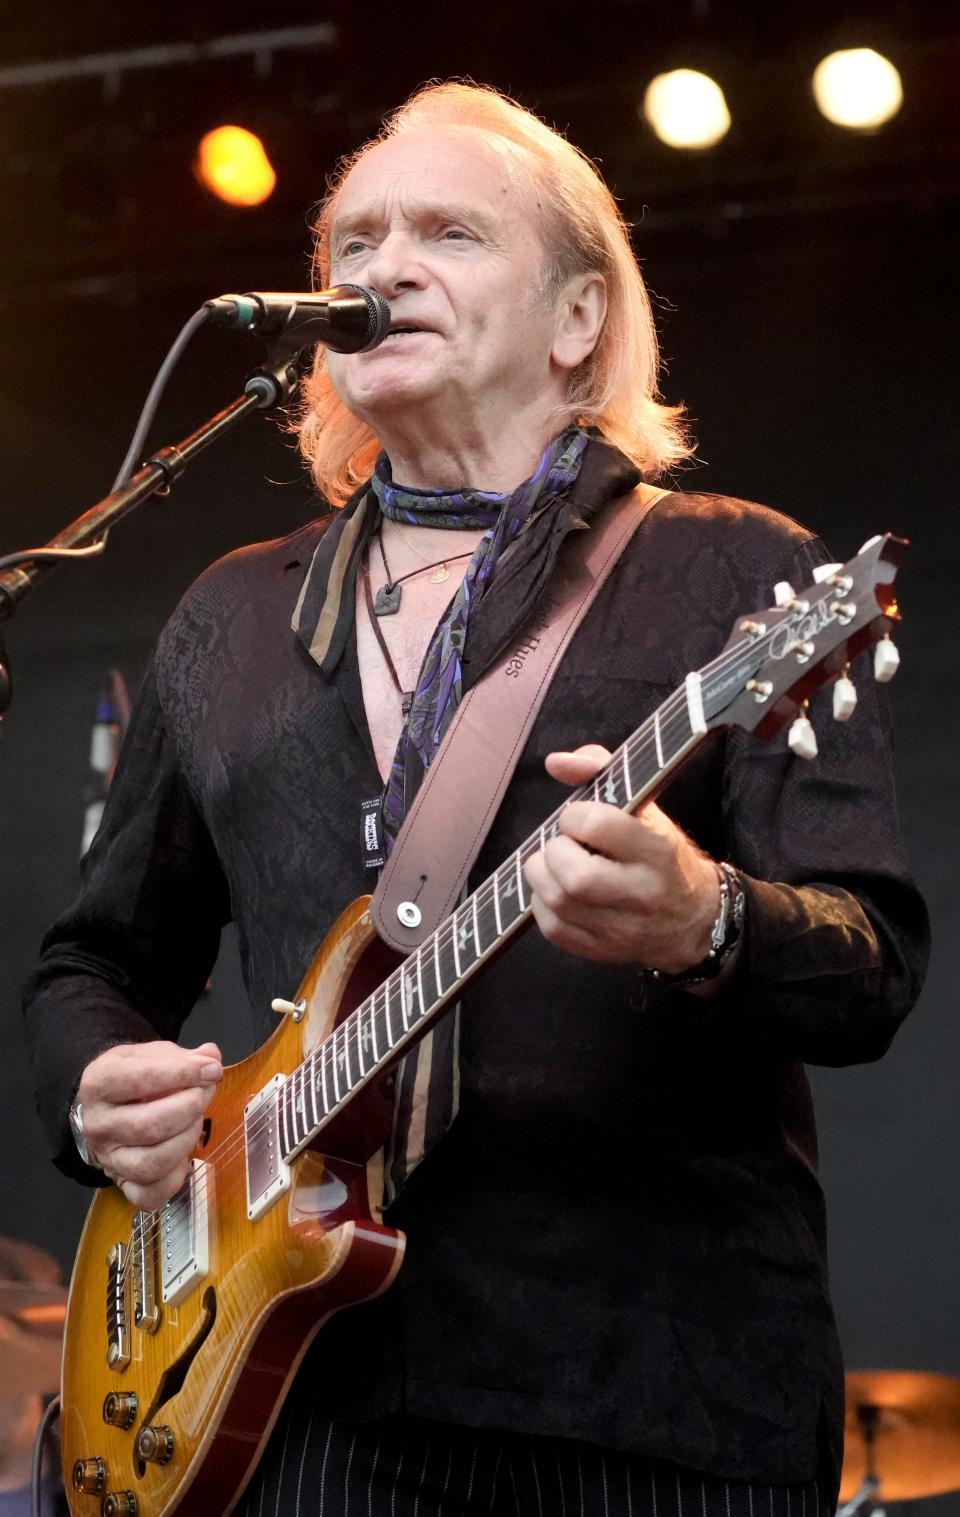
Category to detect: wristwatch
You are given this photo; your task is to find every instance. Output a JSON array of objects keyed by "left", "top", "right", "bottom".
[{"left": 68, "top": 1100, "right": 100, "bottom": 1168}]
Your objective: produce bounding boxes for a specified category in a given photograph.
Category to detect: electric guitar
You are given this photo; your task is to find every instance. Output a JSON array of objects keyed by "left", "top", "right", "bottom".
[{"left": 60, "top": 532, "right": 906, "bottom": 1517}]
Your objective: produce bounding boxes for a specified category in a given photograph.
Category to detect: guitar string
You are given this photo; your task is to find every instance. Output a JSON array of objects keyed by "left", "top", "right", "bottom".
[
  {"left": 115, "top": 680, "right": 701, "bottom": 1282},
  {"left": 114, "top": 694, "right": 691, "bottom": 1284},
  {"left": 115, "top": 587, "right": 861, "bottom": 1279},
  {"left": 113, "top": 602, "right": 836, "bottom": 1281}
]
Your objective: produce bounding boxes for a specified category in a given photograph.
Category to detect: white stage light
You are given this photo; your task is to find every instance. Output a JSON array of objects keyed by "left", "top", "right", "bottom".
[
  {"left": 812, "top": 48, "right": 903, "bottom": 130},
  {"left": 642, "top": 69, "right": 731, "bottom": 150}
]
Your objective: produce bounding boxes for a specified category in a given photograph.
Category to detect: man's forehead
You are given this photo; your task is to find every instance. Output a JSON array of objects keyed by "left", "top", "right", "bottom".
[{"left": 333, "top": 129, "right": 521, "bottom": 223}]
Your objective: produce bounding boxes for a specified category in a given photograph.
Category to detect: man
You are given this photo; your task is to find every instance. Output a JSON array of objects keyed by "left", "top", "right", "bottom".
[{"left": 24, "top": 82, "right": 928, "bottom": 1514}]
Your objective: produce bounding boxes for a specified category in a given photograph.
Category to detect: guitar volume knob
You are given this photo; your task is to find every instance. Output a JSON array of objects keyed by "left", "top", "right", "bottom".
[
  {"left": 135, "top": 1424, "right": 174, "bottom": 1464},
  {"left": 102, "top": 1391, "right": 138, "bottom": 1428},
  {"left": 72, "top": 1456, "right": 106, "bottom": 1494},
  {"left": 101, "top": 1494, "right": 138, "bottom": 1517}
]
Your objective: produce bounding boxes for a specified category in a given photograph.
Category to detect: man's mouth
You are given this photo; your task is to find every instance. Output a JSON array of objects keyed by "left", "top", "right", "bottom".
[{"left": 385, "top": 324, "right": 431, "bottom": 339}]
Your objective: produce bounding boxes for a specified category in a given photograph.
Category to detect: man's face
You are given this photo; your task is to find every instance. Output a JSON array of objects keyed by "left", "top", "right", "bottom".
[{"left": 324, "top": 128, "right": 566, "bottom": 433}]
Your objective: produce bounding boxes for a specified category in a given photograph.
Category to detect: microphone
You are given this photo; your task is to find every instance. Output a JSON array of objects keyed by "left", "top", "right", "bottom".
[{"left": 203, "top": 285, "right": 391, "bottom": 353}]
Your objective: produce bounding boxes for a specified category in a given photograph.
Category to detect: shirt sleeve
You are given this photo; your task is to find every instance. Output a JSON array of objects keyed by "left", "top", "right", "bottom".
[
  {"left": 711, "top": 535, "right": 930, "bottom": 1064},
  {"left": 22, "top": 656, "right": 231, "bottom": 1181}
]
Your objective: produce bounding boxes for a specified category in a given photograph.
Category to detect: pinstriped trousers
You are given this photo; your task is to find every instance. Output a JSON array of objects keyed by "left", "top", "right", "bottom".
[{"left": 240, "top": 1410, "right": 829, "bottom": 1517}]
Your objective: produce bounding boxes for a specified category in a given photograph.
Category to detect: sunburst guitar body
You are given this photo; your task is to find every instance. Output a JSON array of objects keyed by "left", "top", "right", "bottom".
[{"left": 61, "top": 898, "right": 403, "bottom": 1517}]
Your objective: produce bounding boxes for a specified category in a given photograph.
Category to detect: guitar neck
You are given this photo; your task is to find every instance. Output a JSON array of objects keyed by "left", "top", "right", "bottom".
[{"left": 275, "top": 674, "right": 714, "bottom": 1163}]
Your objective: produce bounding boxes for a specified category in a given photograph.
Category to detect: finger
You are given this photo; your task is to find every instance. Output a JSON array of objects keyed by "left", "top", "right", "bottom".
[
  {"left": 528, "top": 893, "right": 607, "bottom": 961},
  {"left": 544, "top": 745, "right": 612, "bottom": 786},
  {"left": 84, "top": 1084, "right": 215, "bottom": 1152},
  {"left": 536, "top": 834, "right": 655, "bottom": 912},
  {"left": 555, "top": 800, "right": 667, "bottom": 867},
  {"left": 80, "top": 1041, "right": 223, "bottom": 1105},
  {"left": 114, "top": 1162, "right": 194, "bottom": 1212},
  {"left": 101, "top": 1119, "right": 204, "bottom": 1189}
]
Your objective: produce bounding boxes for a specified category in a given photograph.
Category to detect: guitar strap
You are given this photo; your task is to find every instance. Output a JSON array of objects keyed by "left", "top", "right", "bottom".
[{"left": 371, "top": 481, "right": 670, "bottom": 954}]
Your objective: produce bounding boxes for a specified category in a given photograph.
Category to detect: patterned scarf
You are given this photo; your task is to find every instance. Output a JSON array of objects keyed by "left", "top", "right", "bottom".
[{"left": 373, "top": 426, "right": 588, "bottom": 848}]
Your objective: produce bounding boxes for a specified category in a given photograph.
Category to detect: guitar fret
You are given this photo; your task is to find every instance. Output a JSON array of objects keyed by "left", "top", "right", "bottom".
[
  {"left": 319, "top": 1042, "right": 331, "bottom": 1116},
  {"left": 654, "top": 709, "right": 664, "bottom": 769},
  {"left": 400, "top": 967, "right": 413, "bottom": 1030},
  {"left": 307, "top": 1053, "right": 319, "bottom": 1129},
  {"left": 515, "top": 849, "right": 527, "bottom": 910},
  {"left": 330, "top": 1030, "right": 343, "bottom": 1103},
  {"left": 292, "top": 1076, "right": 302, "bottom": 1148},
  {"left": 415, "top": 947, "right": 426, "bottom": 1017},
  {"left": 451, "top": 915, "right": 462, "bottom": 978},
  {"left": 369, "top": 996, "right": 380, "bottom": 1064},
  {"left": 432, "top": 930, "right": 444, "bottom": 1001},
  {"left": 281, "top": 1080, "right": 293, "bottom": 1153},
  {"left": 493, "top": 872, "right": 503, "bottom": 935},
  {"left": 621, "top": 743, "right": 631, "bottom": 798},
  {"left": 342, "top": 1019, "right": 354, "bottom": 1088},
  {"left": 472, "top": 893, "right": 481, "bottom": 956},
  {"left": 383, "top": 978, "right": 396, "bottom": 1048}
]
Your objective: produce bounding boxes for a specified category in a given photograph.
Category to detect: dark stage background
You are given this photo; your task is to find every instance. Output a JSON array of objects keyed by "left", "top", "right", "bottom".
[{"left": 0, "top": 2, "right": 957, "bottom": 1509}]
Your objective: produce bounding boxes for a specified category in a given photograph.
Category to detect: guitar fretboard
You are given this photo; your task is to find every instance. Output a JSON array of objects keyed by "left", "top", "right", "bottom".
[{"left": 274, "top": 677, "right": 721, "bottom": 1162}]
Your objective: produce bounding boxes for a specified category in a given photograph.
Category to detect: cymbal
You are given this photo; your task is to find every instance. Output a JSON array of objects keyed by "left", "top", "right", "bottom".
[{"left": 840, "top": 1370, "right": 960, "bottom": 1501}]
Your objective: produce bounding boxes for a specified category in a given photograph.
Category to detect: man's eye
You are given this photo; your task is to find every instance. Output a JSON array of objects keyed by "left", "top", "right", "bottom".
[
  {"left": 441, "top": 227, "right": 471, "bottom": 241},
  {"left": 340, "top": 240, "right": 368, "bottom": 256}
]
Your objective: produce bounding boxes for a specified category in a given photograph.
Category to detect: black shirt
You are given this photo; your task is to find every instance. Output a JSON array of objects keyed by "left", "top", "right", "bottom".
[{"left": 23, "top": 442, "right": 929, "bottom": 1486}]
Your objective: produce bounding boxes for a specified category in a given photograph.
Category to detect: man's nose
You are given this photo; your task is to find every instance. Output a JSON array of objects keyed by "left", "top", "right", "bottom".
[{"left": 364, "top": 232, "right": 426, "bottom": 297}]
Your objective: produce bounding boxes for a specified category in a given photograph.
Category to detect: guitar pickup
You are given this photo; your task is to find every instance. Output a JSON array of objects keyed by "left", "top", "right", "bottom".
[
  {"left": 160, "top": 1159, "right": 210, "bottom": 1307},
  {"left": 245, "top": 1074, "right": 291, "bottom": 1222}
]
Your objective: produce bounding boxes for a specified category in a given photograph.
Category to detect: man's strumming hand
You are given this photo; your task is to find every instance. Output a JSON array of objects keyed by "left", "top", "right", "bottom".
[{"left": 74, "top": 1040, "right": 223, "bottom": 1209}]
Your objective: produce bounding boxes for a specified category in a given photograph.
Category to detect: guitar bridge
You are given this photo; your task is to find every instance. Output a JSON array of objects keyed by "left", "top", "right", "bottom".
[
  {"left": 106, "top": 1241, "right": 131, "bottom": 1370},
  {"left": 132, "top": 1208, "right": 161, "bottom": 1332}
]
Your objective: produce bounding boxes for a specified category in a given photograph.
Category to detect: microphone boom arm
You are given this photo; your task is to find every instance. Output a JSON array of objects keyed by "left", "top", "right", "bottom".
[{"left": 0, "top": 346, "right": 308, "bottom": 717}]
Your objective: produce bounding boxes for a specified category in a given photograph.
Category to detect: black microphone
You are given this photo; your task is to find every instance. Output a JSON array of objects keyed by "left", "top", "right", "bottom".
[{"left": 203, "top": 285, "right": 391, "bottom": 353}]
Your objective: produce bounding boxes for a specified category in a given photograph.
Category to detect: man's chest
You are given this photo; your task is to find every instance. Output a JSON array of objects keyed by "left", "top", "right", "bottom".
[{"left": 355, "top": 570, "right": 468, "bottom": 781}]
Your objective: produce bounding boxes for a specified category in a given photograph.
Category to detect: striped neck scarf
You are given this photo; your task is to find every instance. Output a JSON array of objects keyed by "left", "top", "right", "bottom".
[{"left": 372, "top": 427, "right": 589, "bottom": 848}]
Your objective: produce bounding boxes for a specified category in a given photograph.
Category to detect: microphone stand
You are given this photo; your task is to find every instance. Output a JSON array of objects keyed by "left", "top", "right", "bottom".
[{"left": 0, "top": 346, "right": 306, "bottom": 721}]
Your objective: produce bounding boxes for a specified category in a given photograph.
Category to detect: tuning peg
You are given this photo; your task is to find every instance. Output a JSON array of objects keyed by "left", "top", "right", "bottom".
[
  {"left": 788, "top": 710, "right": 818, "bottom": 760},
  {"left": 812, "top": 563, "right": 844, "bottom": 583},
  {"left": 833, "top": 675, "right": 857, "bottom": 722},
  {"left": 773, "top": 581, "right": 796, "bottom": 607},
  {"left": 874, "top": 637, "right": 900, "bottom": 683}
]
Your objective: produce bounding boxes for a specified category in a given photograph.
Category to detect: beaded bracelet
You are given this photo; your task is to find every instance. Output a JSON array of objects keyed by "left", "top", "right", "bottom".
[{"left": 648, "top": 861, "right": 745, "bottom": 987}]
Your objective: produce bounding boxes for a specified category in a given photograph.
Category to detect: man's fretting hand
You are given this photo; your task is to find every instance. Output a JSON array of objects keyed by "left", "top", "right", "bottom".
[
  {"left": 523, "top": 745, "right": 720, "bottom": 972},
  {"left": 74, "top": 1040, "right": 223, "bottom": 1210}
]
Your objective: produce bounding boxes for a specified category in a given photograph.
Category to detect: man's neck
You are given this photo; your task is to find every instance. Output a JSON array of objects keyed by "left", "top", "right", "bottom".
[{"left": 370, "top": 403, "right": 565, "bottom": 493}]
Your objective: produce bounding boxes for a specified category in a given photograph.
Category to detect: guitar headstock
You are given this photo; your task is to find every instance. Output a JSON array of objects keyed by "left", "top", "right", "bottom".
[{"left": 704, "top": 532, "right": 907, "bottom": 751}]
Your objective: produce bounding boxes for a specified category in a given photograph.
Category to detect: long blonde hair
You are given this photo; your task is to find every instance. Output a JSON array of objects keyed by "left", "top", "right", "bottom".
[{"left": 297, "top": 81, "right": 691, "bottom": 504}]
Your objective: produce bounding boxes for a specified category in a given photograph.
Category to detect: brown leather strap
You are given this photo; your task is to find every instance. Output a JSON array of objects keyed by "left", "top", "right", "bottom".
[{"left": 371, "top": 483, "right": 670, "bottom": 953}]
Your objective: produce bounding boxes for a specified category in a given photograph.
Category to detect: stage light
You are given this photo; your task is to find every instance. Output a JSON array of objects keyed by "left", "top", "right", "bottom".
[
  {"left": 642, "top": 69, "right": 731, "bottom": 150},
  {"left": 196, "top": 125, "right": 276, "bottom": 206},
  {"left": 812, "top": 49, "right": 903, "bottom": 130}
]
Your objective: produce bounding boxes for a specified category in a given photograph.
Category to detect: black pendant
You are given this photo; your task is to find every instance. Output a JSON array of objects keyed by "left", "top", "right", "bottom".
[{"left": 374, "top": 581, "right": 401, "bottom": 616}]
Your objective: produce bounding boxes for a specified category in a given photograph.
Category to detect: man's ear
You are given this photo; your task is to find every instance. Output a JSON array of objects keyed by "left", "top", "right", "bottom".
[{"left": 551, "top": 273, "right": 607, "bottom": 371}]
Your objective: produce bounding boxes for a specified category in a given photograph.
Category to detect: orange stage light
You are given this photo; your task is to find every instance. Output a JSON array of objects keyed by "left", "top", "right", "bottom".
[{"left": 196, "top": 124, "right": 276, "bottom": 206}]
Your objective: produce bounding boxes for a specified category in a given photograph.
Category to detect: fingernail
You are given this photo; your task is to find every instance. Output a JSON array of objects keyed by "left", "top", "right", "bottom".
[{"left": 200, "top": 1062, "right": 223, "bottom": 1080}]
